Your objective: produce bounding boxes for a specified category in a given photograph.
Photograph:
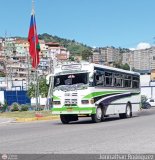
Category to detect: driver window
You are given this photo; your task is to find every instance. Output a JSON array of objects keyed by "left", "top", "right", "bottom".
[
  {"left": 65, "top": 79, "right": 72, "bottom": 85},
  {"left": 55, "top": 78, "right": 60, "bottom": 85}
]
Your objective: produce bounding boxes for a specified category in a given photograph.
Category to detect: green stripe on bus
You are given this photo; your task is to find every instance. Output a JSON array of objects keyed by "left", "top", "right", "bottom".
[
  {"left": 83, "top": 91, "right": 126, "bottom": 99},
  {"left": 53, "top": 95, "right": 60, "bottom": 100}
]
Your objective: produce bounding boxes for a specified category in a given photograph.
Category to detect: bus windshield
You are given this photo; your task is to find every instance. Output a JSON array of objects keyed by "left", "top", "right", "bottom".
[{"left": 54, "top": 72, "right": 88, "bottom": 91}]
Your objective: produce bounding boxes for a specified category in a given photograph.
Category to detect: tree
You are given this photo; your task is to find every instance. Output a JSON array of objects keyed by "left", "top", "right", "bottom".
[
  {"left": 114, "top": 63, "right": 130, "bottom": 71},
  {"left": 121, "top": 63, "right": 130, "bottom": 70},
  {"left": 27, "top": 77, "right": 48, "bottom": 98},
  {"left": 81, "top": 49, "right": 92, "bottom": 61},
  {"left": 69, "top": 56, "right": 75, "bottom": 61},
  {"left": 0, "top": 71, "right": 5, "bottom": 77},
  {"left": 27, "top": 83, "right": 35, "bottom": 98},
  {"left": 39, "top": 78, "right": 49, "bottom": 97}
]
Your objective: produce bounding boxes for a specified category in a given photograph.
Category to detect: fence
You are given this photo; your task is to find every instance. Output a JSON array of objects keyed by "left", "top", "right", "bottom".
[{"left": 4, "top": 90, "right": 30, "bottom": 106}]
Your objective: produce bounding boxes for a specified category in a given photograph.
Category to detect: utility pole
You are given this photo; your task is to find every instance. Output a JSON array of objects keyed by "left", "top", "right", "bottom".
[
  {"left": 26, "top": 48, "right": 30, "bottom": 90},
  {"left": 4, "top": 35, "right": 14, "bottom": 90},
  {"left": 45, "top": 50, "right": 56, "bottom": 110},
  {"left": 31, "top": 0, "right": 40, "bottom": 110},
  {"left": 4, "top": 33, "right": 8, "bottom": 90}
]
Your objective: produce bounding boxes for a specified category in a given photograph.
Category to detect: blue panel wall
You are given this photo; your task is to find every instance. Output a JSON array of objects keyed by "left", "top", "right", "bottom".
[{"left": 4, "top": 91, "right": 30, "bottom": 106}]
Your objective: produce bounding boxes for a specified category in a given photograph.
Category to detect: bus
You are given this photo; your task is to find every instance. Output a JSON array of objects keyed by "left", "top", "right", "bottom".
[{"left": 46, "top": 62, "right": 140, "bottom": 124}]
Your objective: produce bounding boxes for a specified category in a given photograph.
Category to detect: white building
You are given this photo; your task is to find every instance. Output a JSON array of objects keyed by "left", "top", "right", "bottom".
[
  {"left": 122, "top": 47, "right": 155, "bottom": 71},
  {"left": 140, "top": 74, "right": 155, "bottom": 99}
]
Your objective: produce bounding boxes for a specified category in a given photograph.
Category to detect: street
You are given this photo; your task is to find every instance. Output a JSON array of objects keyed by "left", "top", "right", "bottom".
[{"left": 0, "top": 108, "right": 155, "bottom": 154}]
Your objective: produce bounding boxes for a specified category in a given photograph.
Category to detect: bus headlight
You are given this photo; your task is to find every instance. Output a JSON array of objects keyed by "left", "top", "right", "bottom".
[
  {"left": 81, "top": 100, "right": 89, "bottom": 104},
  {"left": 53, "top": 101, "right": 61, "bottom": 105},
  {"left": 90, "top": 99, "right": 94, "bottom": 104}
]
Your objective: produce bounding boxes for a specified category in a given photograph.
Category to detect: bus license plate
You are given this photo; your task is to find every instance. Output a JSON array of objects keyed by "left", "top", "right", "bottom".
[{"left": 67, "top": 108, "right": 73, "bottom": 112}]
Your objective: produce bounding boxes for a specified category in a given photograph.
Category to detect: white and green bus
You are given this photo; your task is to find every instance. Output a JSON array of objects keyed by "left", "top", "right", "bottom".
[{"left": 46, "top": 62, "right": 140, "bottom": 124}]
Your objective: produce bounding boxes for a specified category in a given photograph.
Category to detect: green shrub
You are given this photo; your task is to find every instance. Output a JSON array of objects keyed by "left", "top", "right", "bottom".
[
  {"left": 0, "top": 100, "right": 8, "bottom": 112},
  {"left": 0, "top": 102, "right": 2, "bottom": 112},
  {"left": 20, "top": 105, "right": 29, "bottom": 111},
  {"left": 10, "top": 103, "right": 21, "bottom": 112},
  {"left": 141, "top": 95, "right": 147, "bottom": 103}
]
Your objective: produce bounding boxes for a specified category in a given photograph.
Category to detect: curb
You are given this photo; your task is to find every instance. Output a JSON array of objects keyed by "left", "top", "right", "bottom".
[{"left": 15, "top": 116, "right": 60, "bottom": 122}]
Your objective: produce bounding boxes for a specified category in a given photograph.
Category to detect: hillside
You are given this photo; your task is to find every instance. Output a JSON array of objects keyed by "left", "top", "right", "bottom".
[
  {"left": 3, "top": 33, "right": 130, "bottom": 61},
  {"left": 38, "top": 33, "right": 92, "bottom": 56}
]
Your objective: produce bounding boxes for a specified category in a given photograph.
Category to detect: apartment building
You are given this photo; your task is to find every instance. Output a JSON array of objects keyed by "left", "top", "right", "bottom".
[
  {"left": 122, "top": 47, "right": 155, "bottom": 71},
  {"left": 92, "top": 50, "right": 100, "bottom": 63},
  {"left": 92, "top": 47, "right": 121, "bottom": 66},
  {"left": 46, "top": 42, "right": 70, "bottom": 61},
  {"left": 0, "top": 38, "right": 68, "bottom": 90},
  {"left": 57, "top": 46, "right": 69, "bottom": 60},
  {"left": 149, "top": 47, "right": 155, "bottom": 70},
  {"left": 133, "top": 49, "right": 150, "bottom": 70},
  {"left": 0, "top": 39, "right": 3, "bottom": 51},
  {"left": 0, "top": 38, "right": 32, "bottom": 90}
]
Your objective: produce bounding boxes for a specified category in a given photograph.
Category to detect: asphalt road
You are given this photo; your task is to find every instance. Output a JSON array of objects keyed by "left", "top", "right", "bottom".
[{"left": 0, "top": 108, "right": 155, "bottom": 154}]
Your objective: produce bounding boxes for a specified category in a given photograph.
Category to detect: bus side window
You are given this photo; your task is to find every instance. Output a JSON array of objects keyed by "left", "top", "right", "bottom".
[
  {"left": 132, "top": 76, "right": 139, "bottom": 88},
  {"left": 95, "top": 75, "right": 103, "bottom": 86},
  {"left": 105, "top": 72, "right": 112, "bottom": 86},
  {"left": 114, "top": 73, "right": 123, "bottom": 87},
  {"left": 124, "top": 75, "right": 131, "bottom": 88},
  {"left": 95, "top": 71, "right": 104, "bottom": 86},
  {"left": 96, "top": 75, "right": 100, "bottom": 81}
]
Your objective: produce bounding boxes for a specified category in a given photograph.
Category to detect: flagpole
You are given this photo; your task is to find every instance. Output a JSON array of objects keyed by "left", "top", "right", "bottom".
[{"left": 32, "top": 0, "right": 39, "bottom": 110}]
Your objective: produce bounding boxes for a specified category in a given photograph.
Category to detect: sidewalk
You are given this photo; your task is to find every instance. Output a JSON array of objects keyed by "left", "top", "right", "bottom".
[
  {"left": 0, "top": 118, "right": 14, "bottom": 124},
  {"left": 15, "top": 115, "right": 59, "bottom": 122},
  {"left": 0, "top": 111, "right": 60, "bottom": 123}
]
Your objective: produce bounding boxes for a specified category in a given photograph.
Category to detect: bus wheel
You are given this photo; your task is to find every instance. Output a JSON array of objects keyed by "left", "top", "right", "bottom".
[
  {"left": 101, "top": 108, "right": 106, "bottom": 122},
  {"left": 119, "top": 103, "right": 132, "bottom": 119},
  {"left": 60, "top": 115, "right": 70, "bottom": 124},
  {"left": 125, "top": 103, "right": 132, "bottom": 118},
  {"left": 91, "top": 106, "right": 102, "bottom": 123}
]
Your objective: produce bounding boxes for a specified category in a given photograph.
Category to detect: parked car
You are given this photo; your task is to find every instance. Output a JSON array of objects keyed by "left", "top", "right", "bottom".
[
  {"left": 146, "top": 98, "right": 155, "bottom": 107},
  {"left": 141, "top": 101, "right": 151, "bottom": 109}
]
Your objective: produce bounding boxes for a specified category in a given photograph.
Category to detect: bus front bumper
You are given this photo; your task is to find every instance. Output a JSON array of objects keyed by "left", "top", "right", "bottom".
[{"left": 51, "top": 107, "right": 96, "bottom": 115}]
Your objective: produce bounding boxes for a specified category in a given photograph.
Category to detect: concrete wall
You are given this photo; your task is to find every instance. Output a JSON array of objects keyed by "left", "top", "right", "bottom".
[
  {"left": 31, "top": 97, "right": 47, "bottom": 106},
  {"left": 140, "top": 75, "right": 150, "bottom": 86},
  {"left": 0, "top": 91, "right": 5, "bottom": 104},
  {"left": 140, "top": 75, "right": 155, "bottom": 99}
]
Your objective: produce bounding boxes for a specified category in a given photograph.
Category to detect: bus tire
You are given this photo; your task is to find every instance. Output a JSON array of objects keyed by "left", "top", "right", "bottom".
[
  {"left": 101, "top": 107, "right": 106, "bottom": 122},
  {"left": 119, "top": 103, "right": 132, "bottom": 119},
  {"left": 60, "top": 115, "right": 70, "bottom": 124},
  {"left": 91, "top": 106, "right": 103, "bottom": 123},
  {"left": 125, "top": 103, "right": 132, "bottom": 118}
]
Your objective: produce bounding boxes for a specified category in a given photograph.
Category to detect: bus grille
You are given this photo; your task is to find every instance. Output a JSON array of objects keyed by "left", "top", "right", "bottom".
[
  {"left": 72, "top": 93, "right": 78, "bottom": 96},
  {"left": 65, "top": 99, "right": 77, "bottom": 105}
]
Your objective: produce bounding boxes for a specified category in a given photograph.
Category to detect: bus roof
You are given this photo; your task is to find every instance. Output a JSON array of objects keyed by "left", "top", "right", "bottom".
[
  {"left": 93, "top": 63, "right": 140, "bottom": 76},
  {"left": 48, "top": 62, "right": 140, "bottom": 77}
]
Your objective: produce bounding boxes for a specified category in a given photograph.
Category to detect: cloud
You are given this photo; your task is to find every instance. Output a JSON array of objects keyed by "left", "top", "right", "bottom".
[
  {"left": 129, "top": 42, "right": 151, "bottom": 51},
  {"left": 129, "top": 48, "right": 135, "bottom": 51},
  {"left": 136, "top": 42, "right": 151, "bottom": 50}
]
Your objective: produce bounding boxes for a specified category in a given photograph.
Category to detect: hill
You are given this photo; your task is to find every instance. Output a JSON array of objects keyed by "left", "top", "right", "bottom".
[{"left": 38, "top": 33, "right": 92, "bottom": 56}]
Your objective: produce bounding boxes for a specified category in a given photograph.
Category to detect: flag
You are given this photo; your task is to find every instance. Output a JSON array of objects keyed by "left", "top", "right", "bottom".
[{"left": 28, "top": 12, "right": 40, "bottom": 68}]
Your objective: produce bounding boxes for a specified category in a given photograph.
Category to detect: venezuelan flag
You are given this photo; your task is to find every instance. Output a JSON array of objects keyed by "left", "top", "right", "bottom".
[{"left": 28, "top": 12, "right": 40, "bottom": 68}]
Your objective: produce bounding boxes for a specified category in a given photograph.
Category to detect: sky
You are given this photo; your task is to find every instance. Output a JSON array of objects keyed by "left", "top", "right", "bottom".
[{"left": 1, "top": 0, "right": 155, "bottom": 49}]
